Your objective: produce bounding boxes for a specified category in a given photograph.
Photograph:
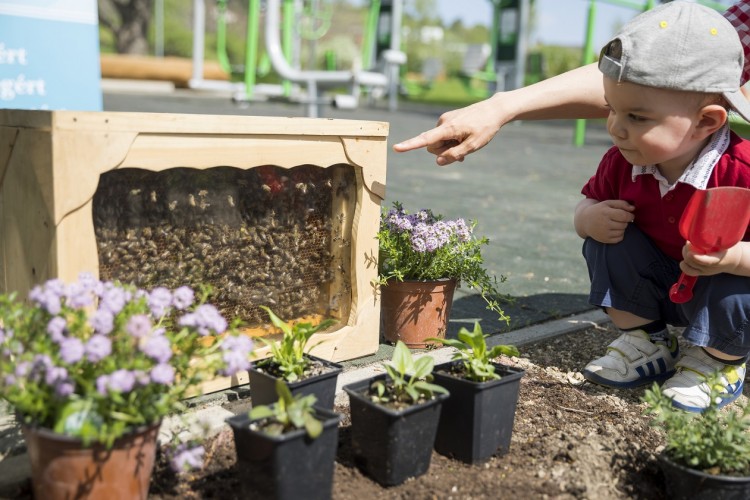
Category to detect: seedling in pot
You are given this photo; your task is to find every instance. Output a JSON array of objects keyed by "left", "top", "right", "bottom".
[
  {"left": 642, "top": 374, "right": 750, "bottom": 475},
  {"left": 428, "top": 321, "right": 519, "bottom": 382},
  {"left": 249, "top": 380, "right": 323, "bottom": 439},
  {"left": 256, "top": 306, "right": 336, "bottom": 383},
  {"left": 370, "top": 341, "right": 449, "bottom": 407}
]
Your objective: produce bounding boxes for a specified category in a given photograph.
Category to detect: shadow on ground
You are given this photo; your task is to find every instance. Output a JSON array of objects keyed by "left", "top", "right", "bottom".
[
  {"left": 447, "top": 292, "right": 594, "bottom": 338},
  {"left": 346, "top": 293, "right": 595, "bottom": 369}
]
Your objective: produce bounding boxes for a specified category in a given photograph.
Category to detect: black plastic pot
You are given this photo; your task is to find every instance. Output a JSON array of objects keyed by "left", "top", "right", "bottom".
[
  {"left": 432, "top": 360, "right": 524, "bottom": 464},
  {"left": 658, "top": 453, "right": 750, "bottom": 500},
  {"left": 227, "top": 407, "right": 341, "bottom": 500},
  {"left": 248, "top": 354, "right": 343, "bottom": 409},
  {"left": 343, "top": 375, "right": 449, "bottom": 487}
]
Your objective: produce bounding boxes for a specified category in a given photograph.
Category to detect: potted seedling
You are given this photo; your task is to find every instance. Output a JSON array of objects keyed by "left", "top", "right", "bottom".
[
  {"left": 428, "top": 321, "right": 524, "bottom": 463},
  {"left": 642, "top": 377, "right": 750, "bottom": 499},
  {"left": 249, "top": 306, "right": 341, "bottom": 409},
  {"left": 343, "top": 341, "right": 449, "bottom": 486},
  {"left": 227, "top": 380, "right": 341, "bottom": 500}
]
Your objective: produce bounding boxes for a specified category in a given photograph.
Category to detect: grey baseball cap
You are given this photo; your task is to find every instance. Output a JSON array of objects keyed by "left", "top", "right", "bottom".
[{"left": 598, "top": 1, "right": 750, "bottom": 123}]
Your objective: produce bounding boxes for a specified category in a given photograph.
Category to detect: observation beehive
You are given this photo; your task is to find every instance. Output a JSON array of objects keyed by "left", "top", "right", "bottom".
[{"left": 0, "top": 109, "right": 387, "bottom": 381}]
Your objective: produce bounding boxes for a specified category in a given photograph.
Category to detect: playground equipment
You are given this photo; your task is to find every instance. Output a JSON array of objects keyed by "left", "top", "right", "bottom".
[
  {"left": 189, "top": 0, "right": 404, "bottom": 117},
  {"left": 574, "top": 0, "right": 729, "bottom": 147},
  {"left": 264, "top": 0, "right": 405, "bottom": 116}
]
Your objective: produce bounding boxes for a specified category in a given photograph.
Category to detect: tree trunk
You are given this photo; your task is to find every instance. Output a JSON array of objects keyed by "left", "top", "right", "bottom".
[{"left": 99, "top": 0, "right": 153, "bottom": 55}]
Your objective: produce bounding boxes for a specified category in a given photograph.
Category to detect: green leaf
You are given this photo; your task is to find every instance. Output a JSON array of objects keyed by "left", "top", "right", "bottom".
[{"left": 411, "top": 355, "right": 435, "bottom": 380}]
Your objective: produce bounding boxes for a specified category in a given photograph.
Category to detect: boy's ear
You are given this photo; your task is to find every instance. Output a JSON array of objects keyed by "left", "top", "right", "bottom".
[{"left": 695, "top": 104, "right": 728, "bottom": 138}]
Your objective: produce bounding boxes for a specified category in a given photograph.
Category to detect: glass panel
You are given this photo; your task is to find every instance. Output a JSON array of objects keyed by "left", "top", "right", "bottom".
[{"left": 93, "top": 164, "right": 356, "bottom": 333}]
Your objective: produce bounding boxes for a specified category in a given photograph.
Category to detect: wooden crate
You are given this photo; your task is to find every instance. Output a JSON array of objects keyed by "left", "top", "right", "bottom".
[{"left": 0, "top": 109, "right": 388, "bottom": 371}]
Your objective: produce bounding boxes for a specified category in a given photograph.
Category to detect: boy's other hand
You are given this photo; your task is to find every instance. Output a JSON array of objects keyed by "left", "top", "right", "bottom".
[{"left": 580, "top": 199, "right": 636, "bottom": 244}]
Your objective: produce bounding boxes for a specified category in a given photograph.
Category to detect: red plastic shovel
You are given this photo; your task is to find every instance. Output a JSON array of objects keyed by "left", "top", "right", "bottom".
[{"left": 669, "top": 186, "right": 750, "bottom": 303}]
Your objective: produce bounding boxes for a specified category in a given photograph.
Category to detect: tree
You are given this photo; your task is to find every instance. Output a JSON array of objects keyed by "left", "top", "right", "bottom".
[{"left": 98, "top": 0, "right": 153, "bottom": 54}]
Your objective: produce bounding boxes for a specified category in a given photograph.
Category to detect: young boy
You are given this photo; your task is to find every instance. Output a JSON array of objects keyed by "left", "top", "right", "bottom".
[{"left": 575, "top": 2, "right": 750, "bottom": 413}]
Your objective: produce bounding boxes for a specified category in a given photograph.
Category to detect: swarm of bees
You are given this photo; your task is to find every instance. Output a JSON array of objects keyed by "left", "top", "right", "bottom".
[{"left": 93, "top": 164, "right": 355, "bottom": 328}]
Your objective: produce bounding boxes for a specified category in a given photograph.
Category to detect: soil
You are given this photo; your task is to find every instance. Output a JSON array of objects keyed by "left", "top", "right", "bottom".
[{"left": 148, "top": 323, "right": 683, "bottom": 500}]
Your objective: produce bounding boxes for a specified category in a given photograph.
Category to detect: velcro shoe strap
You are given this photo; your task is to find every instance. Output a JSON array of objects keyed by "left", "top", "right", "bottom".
[{"left": 607, "top": 333, "right": 658, "bottom": 362}]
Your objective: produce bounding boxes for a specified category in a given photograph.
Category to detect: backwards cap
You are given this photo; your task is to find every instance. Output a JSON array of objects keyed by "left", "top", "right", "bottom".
[{"left": 598, "top": 1, "right": 750, "bottom": 122}]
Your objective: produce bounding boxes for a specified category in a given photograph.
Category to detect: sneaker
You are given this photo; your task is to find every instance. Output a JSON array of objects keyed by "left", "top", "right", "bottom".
[
  {"left": 661, "top": 346, "right": 745, "bottom": 413},
  {"left": 583, "top": 330, "right": 679, "bottom": 388}
]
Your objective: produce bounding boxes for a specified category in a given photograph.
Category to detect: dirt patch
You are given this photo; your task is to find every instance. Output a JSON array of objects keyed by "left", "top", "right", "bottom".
[{"left": 148, "top": 323, "right": 683, "bottom": 499}]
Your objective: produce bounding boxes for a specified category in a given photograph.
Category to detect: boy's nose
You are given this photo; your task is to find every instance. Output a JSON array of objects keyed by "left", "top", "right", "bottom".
[{"left": 607, "top": 117, "right": 627, "bottom": 140}]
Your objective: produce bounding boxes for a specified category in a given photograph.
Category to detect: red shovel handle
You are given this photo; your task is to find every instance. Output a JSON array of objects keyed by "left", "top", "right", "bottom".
[{"left": 669, "top": 273, "right": 697, "bottom": 303}]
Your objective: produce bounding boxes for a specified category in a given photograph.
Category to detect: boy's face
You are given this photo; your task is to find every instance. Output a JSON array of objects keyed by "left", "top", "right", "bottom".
[{"left": 603, "top": 76, "right": 706, "bottom": 171}]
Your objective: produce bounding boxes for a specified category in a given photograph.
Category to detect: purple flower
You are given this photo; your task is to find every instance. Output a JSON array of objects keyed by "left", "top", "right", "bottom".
[
  {"left": 64, "top": 281, "right": 94, "bottom": 309},
  {"left": 29, "top": 285, "right": 62, "bottom": 315},
  {"left": 55, "top": 380, "right": 75, "bottom": 398},
  {"left": 126, "top": 314, "right": 152, "bottom": 338},
  {"left": 411, "top": 236, "right": 427, "bottom": 253},
  {"left": 99, "top": 284, "right": 127, "bottom": 315},
  {"left": 178, "top": 304, "right": 227, "bottom": 336},
  {"left": 90, "top": 309, "right": 114, "bottom": 335},
  {"left": 172, "top": 286, "right": 195, "bottom": 310},
  {"left": 85, "top": 335, "right": 112, "bottom": 362},
  {"left": 46, "top": 317, "right": 67, "bottom": 343},
  {"left": 169, "top": 444, "right": 205, "bottom": 473},
  {"left": 97, "top": 369, "right": 136, "bottom": 394},
  {"left": 150, "top": 363, "right": 175, "bottom": 384},
  {"left": 148, "top": 287, "right": 173, "bottom": 317},
  {"left": 14, "top": 361, "right": 30, "bottom": 378},
  {"left": 44, "top": 365, "right": 68, "bottom": 386},
  {"left": 220, "top": 336, "right": 253, "bottom": 375},
  {"left": 140, "top": 335, "right": 172, "bottom": 363},
  {"left": 59, "top": 338, "right": 84, "bottom": 364}
]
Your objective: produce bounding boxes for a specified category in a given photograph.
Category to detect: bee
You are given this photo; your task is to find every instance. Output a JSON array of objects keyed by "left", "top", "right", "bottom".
[
  {"left": 227, "top": 195, "right": 235, "bottom": 207},
  {"left": 150, "top": 191, "right": 157, "bottom": 203},
  {"left": 168, "top": 200, "right": 178, "bottom": 211}
]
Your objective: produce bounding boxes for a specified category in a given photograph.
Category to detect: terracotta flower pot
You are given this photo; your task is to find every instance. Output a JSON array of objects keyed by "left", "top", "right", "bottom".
[
  {"left": 380, "top": 278, "right": 457, "bottom": 348},
  {"left": 22, "top": 420, "right": 160, "bottom": 500}
]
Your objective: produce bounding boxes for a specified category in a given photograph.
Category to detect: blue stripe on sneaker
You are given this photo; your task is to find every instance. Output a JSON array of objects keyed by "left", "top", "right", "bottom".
[
  {"left": 636, "top": 366, "right": 646, "bottom": 378},
  {"left": 645, "top": 361, "right": 655, "bottom": 376},
  {"left": 657, "top": 358, "right": 667, "bottom": 374}
]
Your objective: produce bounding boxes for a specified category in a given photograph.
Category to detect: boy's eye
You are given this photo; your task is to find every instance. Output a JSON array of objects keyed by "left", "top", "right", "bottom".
[{"left": 628, "top": 113, "right": 647, "bottom": 122}]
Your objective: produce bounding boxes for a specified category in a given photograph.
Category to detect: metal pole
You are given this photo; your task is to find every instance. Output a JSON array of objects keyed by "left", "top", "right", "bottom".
[
  {"left": 244, "top": 0, "right": 261, "bottom": 99},
  {"left": 388, "top": 0, "right": 402, "bottom": 111},
  {"left": 191, "top": 0, "right": 205, "bottom": 83},
  {"left": 281, "top": 0, "right": 296, "bottom": 97},
  {"left": 574, "top": 0, "right": 597, "bottom": 147},
  {"left": 154, "top": 0, "right": 164, "bottom": 57},
  {"left": 362, "top": 0, "right": 381, "bottom": 70},
  {"left": 514, "top": 0, "right": 529, "bottom": 91}
]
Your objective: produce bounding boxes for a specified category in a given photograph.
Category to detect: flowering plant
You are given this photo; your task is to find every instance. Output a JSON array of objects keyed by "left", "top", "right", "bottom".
[
  {"left": 0, "top": 273, "right": 254, "bottom": 448},
  {"left": 376, "top": 202, "right": 508, "bottom": 321}
]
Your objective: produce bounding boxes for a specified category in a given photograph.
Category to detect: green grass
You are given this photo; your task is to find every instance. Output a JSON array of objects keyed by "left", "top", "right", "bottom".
[{"left": 401, "top": 77, "right": 488, "bottom": 108}]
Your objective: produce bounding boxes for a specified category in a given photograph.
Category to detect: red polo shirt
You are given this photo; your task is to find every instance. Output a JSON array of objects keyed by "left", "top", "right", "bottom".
[{"left": 581, "top": 131, "right": 750, "bottom": 261}]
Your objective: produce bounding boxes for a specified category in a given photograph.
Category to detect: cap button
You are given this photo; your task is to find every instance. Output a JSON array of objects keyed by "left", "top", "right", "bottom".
[{"left": 659, "top": 20, "right": 668, "bottom": 29}]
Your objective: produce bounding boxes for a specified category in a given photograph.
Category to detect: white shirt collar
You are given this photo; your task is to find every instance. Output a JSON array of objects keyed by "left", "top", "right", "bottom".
[{"left": 631, "top": 123, "right": 731, "bottom": 196}]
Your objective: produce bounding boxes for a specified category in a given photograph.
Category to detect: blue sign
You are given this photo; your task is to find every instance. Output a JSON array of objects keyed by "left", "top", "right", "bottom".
[{"left": 0, "top": 0, "right": 102, "bottom": 110}]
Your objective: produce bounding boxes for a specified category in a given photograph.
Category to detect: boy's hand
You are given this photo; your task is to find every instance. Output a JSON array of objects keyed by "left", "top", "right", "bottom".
[
  {"left": 577, "top": 200, "right": 635, "bottom": 243},
  {"left": 679, "top": 241, "right": 747, "bottom": 276}
]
